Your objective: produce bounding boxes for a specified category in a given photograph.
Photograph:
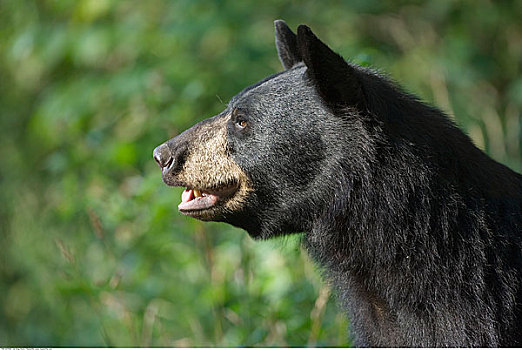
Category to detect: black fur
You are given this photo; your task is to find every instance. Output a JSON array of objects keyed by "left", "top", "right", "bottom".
[
  {"left": 157, "top": 21, "right": 522, "bottom": 347},
  {"left": 274, "top": 20, "right": 301, "bottom": 69}
]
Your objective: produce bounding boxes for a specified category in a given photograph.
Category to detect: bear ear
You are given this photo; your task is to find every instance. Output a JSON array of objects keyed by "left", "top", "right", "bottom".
[
  {"left": 297, "top": 25, "right": 366, "bottom": 111},
  {"left": 274, "top": 20, "right": 302, "bottom": 70}
]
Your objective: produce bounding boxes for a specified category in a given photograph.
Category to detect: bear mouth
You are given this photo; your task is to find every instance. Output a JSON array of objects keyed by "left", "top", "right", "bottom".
[{"left": 178, "top": 184, "right": 239, "bottom": 215}]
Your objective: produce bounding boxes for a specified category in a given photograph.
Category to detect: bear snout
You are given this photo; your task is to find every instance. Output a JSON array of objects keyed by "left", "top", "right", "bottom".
[{"left": 153, "top": 138, "right": 189, "bottom": 188}]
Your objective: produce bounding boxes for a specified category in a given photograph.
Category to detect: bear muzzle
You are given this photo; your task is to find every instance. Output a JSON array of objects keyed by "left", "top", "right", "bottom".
[{"left": 153, "top": 114, "right": 252, "bottom": 220}]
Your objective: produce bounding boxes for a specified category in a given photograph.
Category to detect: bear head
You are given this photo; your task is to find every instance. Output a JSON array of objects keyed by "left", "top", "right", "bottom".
[{"left": 153, "top": 21, "right": 374, "bottom": 239}]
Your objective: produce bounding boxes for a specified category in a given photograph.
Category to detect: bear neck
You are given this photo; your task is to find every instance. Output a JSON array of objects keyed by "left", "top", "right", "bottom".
[{"left": 302, "top": 92, "right": 522, "bottom": 346}]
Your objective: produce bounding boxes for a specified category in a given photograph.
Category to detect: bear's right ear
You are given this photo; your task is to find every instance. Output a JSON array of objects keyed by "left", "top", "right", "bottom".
[{"left": 274, "top": 20, "right": 301, "bottom": 70}]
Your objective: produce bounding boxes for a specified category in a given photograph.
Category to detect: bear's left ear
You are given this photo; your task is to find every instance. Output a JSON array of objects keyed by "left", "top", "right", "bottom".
[
  {"left": 275, "top": 20, "right": 301, "bottom": 69},
  {"left": 297, "top": 25, "right": 366, "bottom": 111}
]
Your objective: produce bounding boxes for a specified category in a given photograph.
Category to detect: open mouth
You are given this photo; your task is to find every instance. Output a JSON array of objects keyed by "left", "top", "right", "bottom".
[{"left": 178, "top": 184, "right": 238, "bottom": 213}]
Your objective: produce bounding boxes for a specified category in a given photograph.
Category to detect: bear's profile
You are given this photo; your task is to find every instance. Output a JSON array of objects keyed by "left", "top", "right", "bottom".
[{"left": 153, "top": 21, "right": 522, "bottom": 347}]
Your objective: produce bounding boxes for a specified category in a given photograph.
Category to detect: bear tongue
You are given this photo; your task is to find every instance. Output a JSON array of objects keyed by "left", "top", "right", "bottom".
[{"left": 181, "top": 189, "right": 194, "bottom": 203}]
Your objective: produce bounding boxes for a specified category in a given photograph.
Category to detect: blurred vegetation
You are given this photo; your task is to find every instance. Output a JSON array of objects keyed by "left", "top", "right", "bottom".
[{"left": 0, "top": 0, "right": 521, "bottom": 347}]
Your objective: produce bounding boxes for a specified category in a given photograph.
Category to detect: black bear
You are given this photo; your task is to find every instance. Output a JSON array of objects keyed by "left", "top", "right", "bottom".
[{"left": 153, "top": 21, "right": 522, "bottom": 347}]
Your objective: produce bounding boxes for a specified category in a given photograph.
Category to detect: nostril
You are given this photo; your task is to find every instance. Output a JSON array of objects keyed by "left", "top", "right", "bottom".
[
  {"left": 163, "top": 156, "right": 173, "bottom": 170},
  {"left": 153, "top": 145, "right": 174, "bottom": 170},
  {"left": 153, "top": 154, "right": 162, "bottom": 167},
  {"left": 156, "top": 154, "right": 174, "bottom": 169}
]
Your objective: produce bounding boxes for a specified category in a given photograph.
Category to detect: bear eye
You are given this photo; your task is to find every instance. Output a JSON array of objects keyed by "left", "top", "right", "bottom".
[
  {"left": 236, "top": 119, "right": 247, "bottom": 129},
  {"left": 232, "top": 108, "right": 248, "bottom": 131}
]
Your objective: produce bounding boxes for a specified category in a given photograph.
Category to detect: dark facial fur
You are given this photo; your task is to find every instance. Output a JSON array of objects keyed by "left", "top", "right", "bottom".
[{"left": 154, "top": 20, "right": 522, "bottom": 347}]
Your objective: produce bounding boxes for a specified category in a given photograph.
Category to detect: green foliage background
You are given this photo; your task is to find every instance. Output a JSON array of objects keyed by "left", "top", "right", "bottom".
[{"left": 0, "top": 0, "right": 521, "bottom": 346}]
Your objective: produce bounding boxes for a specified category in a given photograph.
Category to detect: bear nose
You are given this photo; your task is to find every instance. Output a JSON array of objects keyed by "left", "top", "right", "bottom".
[{"left": 153, "top": 144, "right": 174, "bottom": 170}]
